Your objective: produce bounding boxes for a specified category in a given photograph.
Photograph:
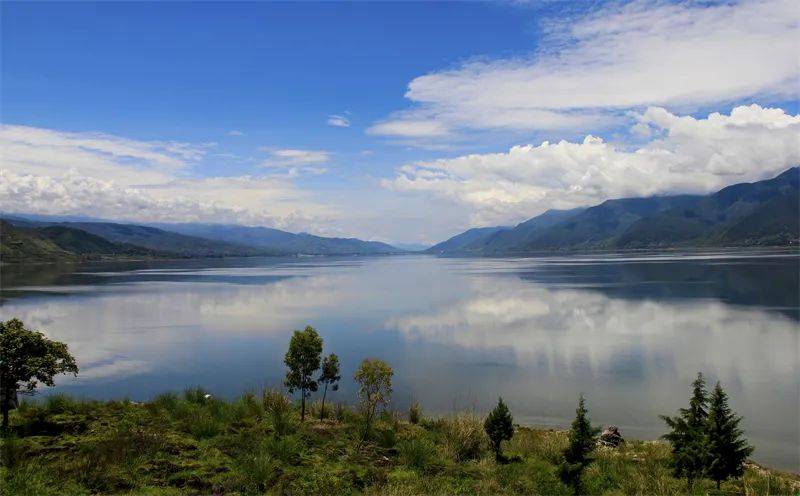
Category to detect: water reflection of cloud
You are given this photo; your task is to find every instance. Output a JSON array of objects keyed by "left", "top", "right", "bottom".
[{"left": 388, "top": 278, "right": 798, "bottom": 384}]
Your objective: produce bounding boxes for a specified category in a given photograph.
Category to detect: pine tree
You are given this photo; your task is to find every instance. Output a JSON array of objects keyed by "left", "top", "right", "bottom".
[
  {"left": 484, "top": 397, "right": 514, "bottom": 461},
  {"left": 705, "top": 382, "right": 753, "bottom": 489},
  {"left": 559, "top": 394, "right": 600, "bottom": 491},
  {"left": 661, "top": 372, "right": 710, "bottom": 484}
]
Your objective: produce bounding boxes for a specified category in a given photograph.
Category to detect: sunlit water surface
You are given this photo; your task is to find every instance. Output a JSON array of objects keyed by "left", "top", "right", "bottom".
[{"left": 1, "top": 251, "right": 797, "bottom": 470}]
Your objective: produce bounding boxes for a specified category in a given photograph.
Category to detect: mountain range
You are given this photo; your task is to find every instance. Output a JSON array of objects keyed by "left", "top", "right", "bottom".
[
  {"left": 427, "top": 167, "right": 799, "bottom": 255},
  {"left": 0, "top": 218, "right": 401, "bottom": 263},
  {"left": 3, "top": 168, "right": 797, "bottom": 262}
]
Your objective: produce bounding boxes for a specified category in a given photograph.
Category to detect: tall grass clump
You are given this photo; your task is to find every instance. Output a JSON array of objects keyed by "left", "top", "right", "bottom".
[
  {"left": 442, "top": 414, "right": 489, "bottom": 462},
  {"left": 263, "top": 388, "right": 296, "bottom": 436},
  {"left": 408, "top": 401, "right": 422, "bottom": 425},
  {"left": 397, "top": 437, "right": 438, "bottom": 472}
]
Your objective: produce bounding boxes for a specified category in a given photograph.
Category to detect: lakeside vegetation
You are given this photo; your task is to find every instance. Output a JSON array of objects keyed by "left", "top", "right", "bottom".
[{"left": 2, "top": 320, "right": 799, "bottom": 495}]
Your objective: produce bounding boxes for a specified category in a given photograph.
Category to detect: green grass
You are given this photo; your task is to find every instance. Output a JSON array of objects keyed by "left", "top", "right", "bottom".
[{"left": 1, "top": 391, "right": 797, "bottom": 496}]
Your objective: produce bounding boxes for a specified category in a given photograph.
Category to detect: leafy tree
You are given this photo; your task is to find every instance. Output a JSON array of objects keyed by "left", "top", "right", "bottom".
[
  {"left": 354, "top": 358, "right": 393, "bottom": 440},
  {"left": 283, "top": 325, "right": 323, "bottom": 421},
  {"left": 705, "top": 381, "right": 753, "bottom": 489},
  {"left": 559, "top": 394, "right": 600, "bottom": 491},
  {"left": 661, "top": 372, "right": 710, "bottom": 485},
  {"left": 317, "top": 353, "right": 341, "bottom": 420},
  {"left": 0, "top": 318, "right": 78, "bottom": 431},
  {"left": 484, "top": 397, "right": 514, "bottom": 462}
]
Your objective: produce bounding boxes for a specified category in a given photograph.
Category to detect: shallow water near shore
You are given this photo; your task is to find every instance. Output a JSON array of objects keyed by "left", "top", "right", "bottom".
[{"left": 1, "top": 250, "right": 797, "bottom": 471}]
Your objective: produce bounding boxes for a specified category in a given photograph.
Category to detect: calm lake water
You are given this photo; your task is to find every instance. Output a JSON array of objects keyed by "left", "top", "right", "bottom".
[{"left": 1, "top": 251, "right": 798, "bottom": 470}]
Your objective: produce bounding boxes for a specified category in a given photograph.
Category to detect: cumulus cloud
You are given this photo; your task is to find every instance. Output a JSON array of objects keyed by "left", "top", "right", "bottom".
[
  {"left": 0, "top": 125, "right": 336, "bottom": 231},
  {"left": 327, "top": 115, "right": 351, "bottom": 128},
  {"left": 386, "top": 105, "right": 800, "bottom": 226},
  {"left": 371, "top": 0, "right": 799, "bottom": 137}
]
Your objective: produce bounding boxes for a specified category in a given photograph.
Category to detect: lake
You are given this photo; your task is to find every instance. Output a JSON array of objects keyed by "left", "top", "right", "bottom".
[{"left": 1, "top": 250, "right": 797, "bottom": 471}]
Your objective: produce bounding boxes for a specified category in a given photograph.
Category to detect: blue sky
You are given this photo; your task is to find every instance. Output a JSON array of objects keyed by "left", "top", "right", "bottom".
[{"left": 2, "top": 0, "right": 798, "bottom": 244}]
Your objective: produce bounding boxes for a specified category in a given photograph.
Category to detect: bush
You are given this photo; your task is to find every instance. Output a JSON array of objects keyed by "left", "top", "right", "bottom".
[
  {"left": 397, "top": 437, "right": 439, "bottom": 472},
  {"left": 442, "top": 414, "right": 489, "bottom": 462},
  {"left": 263, "top": 388, "right": 296, "bottom": 436},
  {"left": 409, "top": 401, "right": 422, "bottom": 425},
  {"left": 183, "top": 387, "right": 212, "bottom": 405},
  {"left": 375, "top": 425, "right": 398, "bottom": 449}
]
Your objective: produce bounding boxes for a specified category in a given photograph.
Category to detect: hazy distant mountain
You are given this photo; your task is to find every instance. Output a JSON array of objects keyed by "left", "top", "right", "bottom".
[
  {"left": 426, "top": 226, "right": 511, "bottom": 254},
  {"left": 2, "top": 219, "right": 270, "bottom": 258},
  {"left": 429, "top": 168, "right": 799, "bottom": 254},
  {"left": 150, "top": 223, "right": 402, "bottom": 255},
  {"left": 394, "top": 243, "right": 429, "bottom": 252}
]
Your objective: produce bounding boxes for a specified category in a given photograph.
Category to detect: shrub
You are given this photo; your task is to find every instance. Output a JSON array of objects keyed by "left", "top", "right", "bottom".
[
  {"left": 375, "top": 425, "right": 398, "bottom": 449},
  {"left": 263, "top": 388, "right": 296, "bottom": 436},
  {"left": 183, "top": 387, "right": 212, "bottom": 405},
  {"left": 443, "top": 414, "right": 489, "bottom": 462},
  {"left": 397, "top": 437, "right": 439, "bottom": 472},
  {"left": 409, "top": 401, "right": 422, "bottom": 424},
  {"left": 263, "top": 434, "right": 303, "bottom": 464}
]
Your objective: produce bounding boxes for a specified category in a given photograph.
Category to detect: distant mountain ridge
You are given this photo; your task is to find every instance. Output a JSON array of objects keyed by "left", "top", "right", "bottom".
[
  {"left": 148, "top": 223, "right": 401, "bottom": 255},
  {"left": 2, "top": 217, "right": 403, "bottom": 263},
  {"left": 429, "top": 167, "right": 800, "bottom": 255}
]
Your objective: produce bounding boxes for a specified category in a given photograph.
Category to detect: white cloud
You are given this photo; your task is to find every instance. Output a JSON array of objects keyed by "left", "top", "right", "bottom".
[
  {"left": 258, "top": 148, "right": 330, "bottom": 176},
  {"left": 0, "top": 125, "right": 336, "bottom": 231},
  {"left": 367, "top": 118, "right": 451, "bottom": 138},
  {"left": 227, "top": 130, "right": 245, "bottom": 136},
  {"left": 372, "top": 0, "right": 799, "bottom": 137},
  {"left": 386, "top": 105, "right": 800, "bottom": 226},
  {"left": 327, "top": 115, "right": 351, "bottom": 128}
]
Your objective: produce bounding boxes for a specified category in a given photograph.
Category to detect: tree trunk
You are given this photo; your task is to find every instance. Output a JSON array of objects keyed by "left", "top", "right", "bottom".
[
  {"left": 716, "top": 480, "right": 720, "bottom": 490},
  {"left": 320, "top": 384, "right": 328, "bottom": 421},
  {"left": 300, "top": 386, "right": 306, "bottom": 421}
]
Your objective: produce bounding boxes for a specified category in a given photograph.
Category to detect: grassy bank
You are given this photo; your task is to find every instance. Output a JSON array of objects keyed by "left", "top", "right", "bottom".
[{"left": 1, "top": 390, "right": 797, "bottom": 496}]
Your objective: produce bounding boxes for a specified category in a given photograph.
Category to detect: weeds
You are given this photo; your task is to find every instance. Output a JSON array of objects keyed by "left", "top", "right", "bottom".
[{"left": 1, "top": 393, "right": 795, "bottom": 496}]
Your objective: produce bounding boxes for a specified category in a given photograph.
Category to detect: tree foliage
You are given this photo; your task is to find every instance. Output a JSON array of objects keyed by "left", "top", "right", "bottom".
[
  {"left": 559, "top": 394, "right": 600, "bottom": 491},
  {"left": 484, "top": 397, "right": 514, "bottom": 461},
  {"left": 661, "top": 372, "right": 710, "bottom": 484},
  {"left": 317, "top": 353, "right": 341, "bottom": 420},
  {"left": 354, "top": 358, "right": 393, "bottom": 439},
  {"left": 283, "top": 325, "right": 323, "bottom": 421},
  {"left": 0, "top": 318, "right": 79, "bottom": 430},
  {"left": 705, "top": 381, "right": 753, "bottom": 489}
]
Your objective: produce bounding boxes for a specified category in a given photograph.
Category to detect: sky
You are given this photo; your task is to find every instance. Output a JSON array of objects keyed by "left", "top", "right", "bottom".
[{"left": 1, "top": 0, "right": 798, "bottom": 245}]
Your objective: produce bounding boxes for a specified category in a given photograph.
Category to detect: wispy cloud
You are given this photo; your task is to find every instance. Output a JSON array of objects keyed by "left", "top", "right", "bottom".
[
  {"left": 371, "top": 0, "right": 798, "bottom": 141},
  {"left": 227, "top": 129, "right": 245, "bottom": 136},
  {"left": 327, "top": 114, "right": 351, "bottom": 128}
]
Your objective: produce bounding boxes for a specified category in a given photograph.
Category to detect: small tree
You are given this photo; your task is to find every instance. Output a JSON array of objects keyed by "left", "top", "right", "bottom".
[
  {"left": 0, "top": 319, "right": 79, "bottom": 431},
  {"left": 559, "top": 394, "right": 600, "bottom": 491},
  {"left": 661, "top": 372, "right": 710, "bottom": 485},
  {"left": 318, "top": 353, "right": 341, "bottom": 420},
  {"left": 484, "top": 397, "right": 514, "bottom": 462},
  {"left": 354, "top": 358, "right": 393, "bottom": 440},
  {"left": 283, "top": 325, "right": 323, "bottom": 421},
  {"left": 705, "top": 382, "right": 753, "bottom": 489}
]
